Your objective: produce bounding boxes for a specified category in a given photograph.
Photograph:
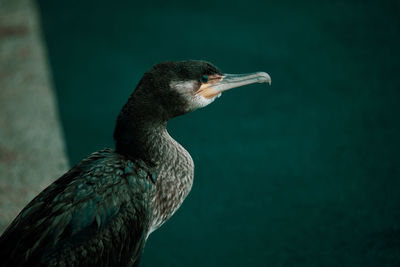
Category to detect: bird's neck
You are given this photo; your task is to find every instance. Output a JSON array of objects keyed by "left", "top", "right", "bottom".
[
  {"left": 114, "top": 97, "right": 178, "bottom": 167},
  {"left": 114, "top": 98, "right": 195, "bottom": 231},
  {"left": 133, "top": 122, "right": 173, "bottom": 167},
  {"left": 114, "top": 118, "right": 166, "bottom": 165}
]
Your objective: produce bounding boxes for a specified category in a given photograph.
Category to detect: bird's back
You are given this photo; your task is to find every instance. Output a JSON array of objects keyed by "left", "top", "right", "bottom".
[{"left": 0, "top": 149, "right": 156, "bottom": 267}]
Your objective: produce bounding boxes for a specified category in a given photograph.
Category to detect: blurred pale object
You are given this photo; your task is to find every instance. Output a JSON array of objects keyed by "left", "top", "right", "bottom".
[{"left": 0, "top": 0, "right": 68, "bottom": 233}]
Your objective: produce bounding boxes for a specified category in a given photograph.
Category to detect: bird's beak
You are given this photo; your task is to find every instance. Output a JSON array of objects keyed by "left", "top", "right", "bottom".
[{"left": 196, "top": 72, "right": 271, "bottom": 99}]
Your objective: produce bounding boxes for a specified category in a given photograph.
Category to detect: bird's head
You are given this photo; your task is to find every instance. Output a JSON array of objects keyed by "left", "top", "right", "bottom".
[
  {"left": 131, "top": 60, "right": 271, "bottom": 120},
  {"left": 115, "top": 60, "right": 270, "bottom": 159}
]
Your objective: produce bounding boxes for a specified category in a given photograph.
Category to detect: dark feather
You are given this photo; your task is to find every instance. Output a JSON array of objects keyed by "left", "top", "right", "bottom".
[{"left": 0, "top": 149, "right": 155, "bottom": 266}]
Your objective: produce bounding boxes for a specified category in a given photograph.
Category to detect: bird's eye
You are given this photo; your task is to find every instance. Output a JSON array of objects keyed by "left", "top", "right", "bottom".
[{"left": 201, "top": 75, "right": 209, "bottom": 83}]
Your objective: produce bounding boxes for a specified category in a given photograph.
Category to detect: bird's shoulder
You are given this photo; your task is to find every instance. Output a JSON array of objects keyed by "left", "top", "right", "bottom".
[{"left": 0, "top": 148, "right": 156, "bottom": 266}]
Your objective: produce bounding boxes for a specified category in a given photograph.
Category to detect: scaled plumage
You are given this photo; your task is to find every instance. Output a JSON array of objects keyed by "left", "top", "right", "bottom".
[{"left": 0, "top": 149, "right": 154, "bottom": 266}]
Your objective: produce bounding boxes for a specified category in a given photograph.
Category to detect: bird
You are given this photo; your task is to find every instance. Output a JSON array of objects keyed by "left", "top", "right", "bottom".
[{"left": 0, "top": 60, "right": 271, "bottom": 266}]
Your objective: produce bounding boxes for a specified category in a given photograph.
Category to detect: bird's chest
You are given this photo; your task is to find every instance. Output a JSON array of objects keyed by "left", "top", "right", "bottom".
[{"left": 149, "top": 142, "right": 194, "bottom": 232}]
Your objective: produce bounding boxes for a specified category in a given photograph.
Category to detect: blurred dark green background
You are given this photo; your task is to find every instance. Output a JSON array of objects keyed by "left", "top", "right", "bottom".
[{"left": 36, "top": 0, "right": 399, "bottom": 266}]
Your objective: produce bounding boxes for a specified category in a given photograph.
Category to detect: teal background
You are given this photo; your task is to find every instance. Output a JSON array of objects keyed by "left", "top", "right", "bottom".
[{"left": 37, "top": 0, "right": 399, "bottom": 266}]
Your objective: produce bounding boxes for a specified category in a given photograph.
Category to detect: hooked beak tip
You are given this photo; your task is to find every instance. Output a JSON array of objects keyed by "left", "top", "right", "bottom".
[{"left": 257, "top": 72, "right": 271, "bottom": 85}]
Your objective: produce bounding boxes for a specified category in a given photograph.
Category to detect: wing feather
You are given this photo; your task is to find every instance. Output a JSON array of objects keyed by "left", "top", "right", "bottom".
[{"left": 0, "top": 149, "right": 154, "bottom": 266}]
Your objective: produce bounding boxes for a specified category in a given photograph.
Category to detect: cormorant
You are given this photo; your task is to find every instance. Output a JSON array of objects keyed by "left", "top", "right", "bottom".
[{"left": 0, "top": 60, "right": 271, "bottom": 266}]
